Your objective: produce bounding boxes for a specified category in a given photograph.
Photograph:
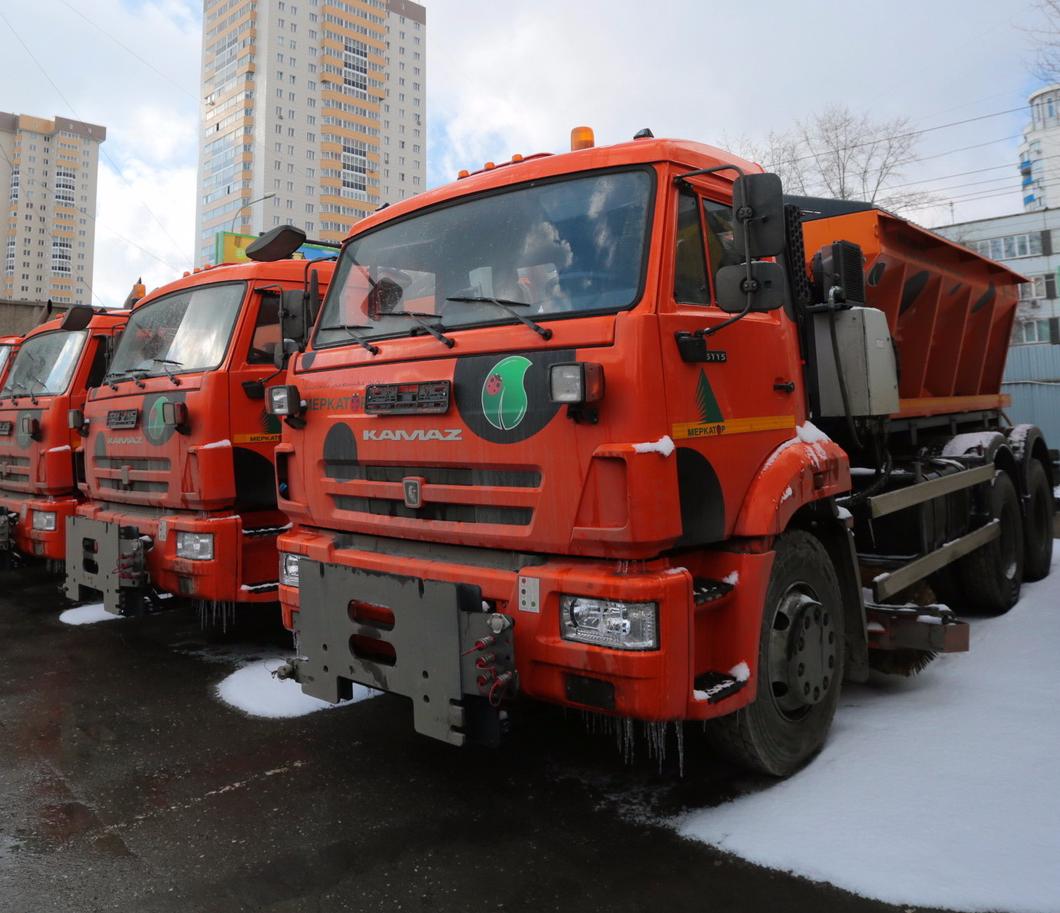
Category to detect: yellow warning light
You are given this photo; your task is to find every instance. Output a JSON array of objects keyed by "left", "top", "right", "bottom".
[{"left": 570, "top": 126, "right": 595, "bottom": 151}]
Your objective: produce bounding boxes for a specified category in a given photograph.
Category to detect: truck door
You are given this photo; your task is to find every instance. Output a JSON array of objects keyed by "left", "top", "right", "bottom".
[
  {"left": 657, "top": 182, "right": 802, "bottom": 544},
  {"left": 227, "top": 288, "right": 284, "bottom": 511}
]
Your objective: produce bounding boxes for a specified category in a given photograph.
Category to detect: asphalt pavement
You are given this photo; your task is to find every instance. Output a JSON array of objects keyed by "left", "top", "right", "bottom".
[{"left": 0, "top": 565, "right": 941, "bottom": 913}]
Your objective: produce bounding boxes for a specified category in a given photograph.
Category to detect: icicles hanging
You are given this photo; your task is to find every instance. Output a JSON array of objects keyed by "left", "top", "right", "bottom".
[
  {"left": 580, "top": 712, "right": 686, "bottom": 776},
  {"left": 198, "top": 599, "right": 236, "bottom": 632}
]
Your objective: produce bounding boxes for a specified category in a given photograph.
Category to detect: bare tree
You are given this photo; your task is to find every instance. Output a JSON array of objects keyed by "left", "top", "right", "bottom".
[
  {"left": 1029, "top": 0, "right": 1060, "bottom": 82},
  {"left": 734, "top": 104, "right": 935, "bottom": 214}
]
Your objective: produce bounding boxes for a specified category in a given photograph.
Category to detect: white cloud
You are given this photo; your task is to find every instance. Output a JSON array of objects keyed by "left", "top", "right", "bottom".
[{"left": 425, "top": 0, "right": 1048, "bottom": 227}]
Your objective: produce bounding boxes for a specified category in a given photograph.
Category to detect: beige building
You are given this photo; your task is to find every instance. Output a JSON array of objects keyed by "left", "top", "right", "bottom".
[
  {"left": 195, "top": 0, "right": 426, "bottom": 265},
  {"left": 0, "top": 113, "right": 105, "bottom": 305}
]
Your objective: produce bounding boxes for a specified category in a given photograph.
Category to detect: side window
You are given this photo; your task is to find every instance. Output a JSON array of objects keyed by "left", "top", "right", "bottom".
[
  {"left": 702, "top": 199, "right": 740, "bottom": 290},
  {"left": 673, "top": 191, "right": 708, "bottom": 305},
  {"left": 85, "top": 337, "right": 108, "bottom": 388},
  {"left": 248, "top": 295, "right": 281, "bottom": 364}
]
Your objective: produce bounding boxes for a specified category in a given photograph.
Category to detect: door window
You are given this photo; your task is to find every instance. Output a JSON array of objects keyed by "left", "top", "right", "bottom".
[
  {"left": 673, "top": 191, "right": 708, "bottom": 305},
  {"left": 248, "top": 294, "right": 282, "bottom": 364}
]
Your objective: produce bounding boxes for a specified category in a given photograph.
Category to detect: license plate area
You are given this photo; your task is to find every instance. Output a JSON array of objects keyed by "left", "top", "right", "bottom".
[{"left": 296, "top": 561, "right": 490, "bottom": 746}]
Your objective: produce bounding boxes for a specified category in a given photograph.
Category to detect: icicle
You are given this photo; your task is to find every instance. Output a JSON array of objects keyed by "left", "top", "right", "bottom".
[{"left": 676, "top": 722, "right": 685, "bottom": 779}]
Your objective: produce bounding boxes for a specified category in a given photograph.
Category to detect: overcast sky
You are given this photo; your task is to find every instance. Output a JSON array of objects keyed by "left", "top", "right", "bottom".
[{"left": 0, "top": 0, "right": 1050, "bottom": 305}]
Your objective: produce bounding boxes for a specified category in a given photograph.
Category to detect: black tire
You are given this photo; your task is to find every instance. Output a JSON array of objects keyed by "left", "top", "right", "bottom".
[
  {"left": 1022, "top": 459, "right": 1054, "bottom": 582},
  {"left": 705, "top": 530, "right": 845, "bottom": 777},
  {"left": 955, "top": 471, "right": 1023, "bottom": 614}
]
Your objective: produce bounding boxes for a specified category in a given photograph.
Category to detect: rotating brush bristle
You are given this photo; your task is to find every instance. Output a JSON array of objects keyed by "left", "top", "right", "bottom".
[{"left": 869, "top": 649, "right": 938, "bottom": 676}]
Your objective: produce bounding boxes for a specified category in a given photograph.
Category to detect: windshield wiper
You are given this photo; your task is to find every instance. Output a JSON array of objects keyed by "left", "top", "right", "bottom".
[
  {"left": 104, "top": 369, "right": 147, "bottom": 390},
  {"left": 317, "top": 323, "right": 380, "bottom": 355},
  {"left": 152, "top": 357, "right": 183, "bottom": 386},
  {"left": 445, "top": 295, "right": 553, "bottom": 340},
  {"left": 385, "top": 312, "right": 455, "bottom": 349},
  {"left": 12, "top": 379, "right": 40, "bottom": 405}
]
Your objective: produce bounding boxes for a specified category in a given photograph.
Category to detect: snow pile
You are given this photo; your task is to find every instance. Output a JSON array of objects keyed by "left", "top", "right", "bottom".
[
  {"left": 795, "top": 421, "right": 830, "bottom": 444},
  {"left": 674, "top": 555, "right": 1060, "bottom": 912},
  {"left": 216, "top": 659, "right": 379, "bottom": 719},
  {"left": 59, "top": 603, "right": 122, "bottom": 626},
  {"left": 632, "top": 435, "right": 675, "bottom": 457}
]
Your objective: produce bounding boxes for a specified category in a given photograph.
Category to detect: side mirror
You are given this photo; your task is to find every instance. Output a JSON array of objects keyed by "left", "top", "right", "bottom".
[
  {"left": 61, "top": 305, "right": 95, "bottom": 331},
  {"left": 280, "top": 289, "right": 307, "bottom": 348},
  {"left": 716, "top": 262, "right": 786, "bottom": 313},
  {"left": 366, "top": 277, "right": 404, "bottom": 321},
  {"left": 731, "top": 173, "right": 785, "bottom": 260},
  {"left": 273, "top": 337, "right": 301, "bottom": 370},
  {"left": 246, "top": 225, "right": 307, "bottom": 262}
]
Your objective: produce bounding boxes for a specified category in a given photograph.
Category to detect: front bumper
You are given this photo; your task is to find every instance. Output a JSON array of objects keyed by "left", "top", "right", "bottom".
[
  {"left": 65, "top": 506, "right": 287, "bottom": 613},
  {"left": 0, "top": 492, "right": 78, "bottom": 561},
  {"left": 279, "top": 529, "right": 774, "bottom": 733}
]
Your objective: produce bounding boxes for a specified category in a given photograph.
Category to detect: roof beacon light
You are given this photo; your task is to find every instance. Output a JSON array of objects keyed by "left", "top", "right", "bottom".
[{"left": 570, "top": 126, "right": 595, "bottom": 151}]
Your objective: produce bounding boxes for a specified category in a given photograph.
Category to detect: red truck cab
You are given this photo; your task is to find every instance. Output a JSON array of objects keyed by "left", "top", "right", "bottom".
[
  {"left": 0, "top": 309, "right": 126, "bottom": 570},
  {"left": 64, "top": 257, "right": 333, "bottom": 617}
]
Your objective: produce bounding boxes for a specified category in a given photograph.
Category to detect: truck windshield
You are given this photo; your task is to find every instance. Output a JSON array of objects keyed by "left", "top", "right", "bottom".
[
  {"left": 108, "top": 281, "right": 245, "bottom": 379},
  {"left": 314, "top": 168, "right": 654, "bottom": 347},
  {"left": 0, "top": 330, "right": 86, "bottom": 397}
]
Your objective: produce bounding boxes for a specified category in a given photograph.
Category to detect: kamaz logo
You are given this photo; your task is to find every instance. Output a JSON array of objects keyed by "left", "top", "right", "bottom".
[{"left": 362, "top": 428, "right": 462, "bottom": 442}]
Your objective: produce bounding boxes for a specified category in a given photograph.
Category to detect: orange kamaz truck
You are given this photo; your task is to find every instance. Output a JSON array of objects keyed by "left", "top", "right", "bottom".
[
  {"left": 64, "top": 249, "right": 333, "bottom": 618},
  {"left": 268, "top": 129, "right": 1054, "bottom": 775},
  {"left": 0, "top": 307, "right": 126, "bottom": 571}
]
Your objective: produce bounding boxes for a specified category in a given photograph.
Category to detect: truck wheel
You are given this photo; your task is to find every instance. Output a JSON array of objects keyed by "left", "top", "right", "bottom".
[
  {"left": 1022, "top": 460, "right": 1054, "bottom": 582},
  {"left": 955, "top": 471, "right": 1023, "bottom": 614},
  {"left": 705, "top": 530, "right": 845, "bottom": 777}
]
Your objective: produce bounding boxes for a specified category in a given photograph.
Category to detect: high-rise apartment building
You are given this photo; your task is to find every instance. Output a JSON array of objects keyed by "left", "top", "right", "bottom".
[
  {"left": 195, "top": 0, "right": 426, "bottom": 265},
  {"left": 0, "top": 113, "right": 105, "bottom": 304}
]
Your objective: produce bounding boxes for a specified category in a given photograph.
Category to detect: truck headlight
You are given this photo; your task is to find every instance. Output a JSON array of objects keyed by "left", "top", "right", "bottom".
[
  {"left": 279, "top": 552, "right": 301, "bottom": 587},
  {"left": 549, "top": 362, "right": 604, "bottom": 404},
  {"left": 31, "top": 511, "right": 56, "bottom": 531},
  {"left": 560, "top": 595, "right": 658, "bottom": 650},
  {"left": 266, "top": 384, "right": 303, "bottom": 417},
  {"left": 176, "top": 531, "right": 214, "bottom": 560}
]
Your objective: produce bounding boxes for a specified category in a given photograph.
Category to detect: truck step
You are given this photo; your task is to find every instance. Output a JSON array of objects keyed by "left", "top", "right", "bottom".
[
  {"left": 692, "top": 577, "right": 735, "bottom": 606},
  {"left": 693, "top": 670, "right": 747, "bottom": 704}
]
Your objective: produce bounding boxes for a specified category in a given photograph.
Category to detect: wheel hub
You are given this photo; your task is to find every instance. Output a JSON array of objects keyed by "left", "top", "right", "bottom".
[{"left": 768, "top": 585, "right": 838, "bottom": 718}]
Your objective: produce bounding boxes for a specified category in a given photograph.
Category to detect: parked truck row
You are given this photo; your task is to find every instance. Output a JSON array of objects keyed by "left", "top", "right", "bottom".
[{"left": 0, "top": 128, "right": 1052, "bottom": 777}]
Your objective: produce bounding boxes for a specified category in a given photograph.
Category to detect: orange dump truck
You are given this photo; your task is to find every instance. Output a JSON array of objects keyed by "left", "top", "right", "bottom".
[
  {"left": 268, "top": 130, "right": 1053, "bottom": 775},
  {"left": 0, "top": 308, "right": 127, "bottom": 571},
  {"left": 64, "top": 252, "right": 333, "bottom": 618}
]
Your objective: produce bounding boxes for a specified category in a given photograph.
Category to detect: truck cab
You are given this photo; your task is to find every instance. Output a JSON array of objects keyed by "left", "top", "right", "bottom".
[
  {"left": 0, "top": 308, "right": 126, "bottom": 570},
  {"left": 64, "top": 257, "right": 333, "bottom": 617},
  {"left": 269, "top": 131, "right": 1050, "bottom": 774}
]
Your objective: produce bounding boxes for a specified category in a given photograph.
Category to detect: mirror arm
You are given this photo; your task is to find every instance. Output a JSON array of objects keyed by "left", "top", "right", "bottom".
[
  {"left": 700, "top": 212, "right": 754, "bottom": 339},
  {"left": 674, "top": 163, "right": 746, "bottom": 191}
]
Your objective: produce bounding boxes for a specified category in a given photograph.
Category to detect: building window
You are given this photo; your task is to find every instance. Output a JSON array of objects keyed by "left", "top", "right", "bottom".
[
  {"left": 54, "top": 168, "right": 76, "bottom": 204},
  {"left": 51, "top": 239, "right": 72, "bottom": 273},
  {"left": 8, "top": 169, "right": 18, "bottom": 202},
  {"left": 973, "top": 233, "right": 1043, "bottom": 260},
  {"left": 1019, "top": 276, "right": 1048, "bottom": 300},
  {"left": 1012, "top": 318, "right": 1053, "bottom": 345}
]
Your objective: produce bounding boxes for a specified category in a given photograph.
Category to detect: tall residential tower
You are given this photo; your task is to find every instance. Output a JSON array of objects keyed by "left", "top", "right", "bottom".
[
  {"left": 0, "top": 113, "right": 105, "bottom": 304},
  {"left": 195, "top": 0, "right": 426, "bottom": 265},
  {"left": 1018, "top": 85, "right": 1060, "bottom": 212}
]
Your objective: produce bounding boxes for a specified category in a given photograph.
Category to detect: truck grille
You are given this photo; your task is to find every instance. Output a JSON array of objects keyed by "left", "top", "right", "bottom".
[
  {"left": 325, "top": 461, "right": 540, "bottom": 488},
  {"left": 0, "top": 455, "right": 32, "bottom": 492},
  {"left": 92, "top": 455, "right": 171, "bottom": 498},
  {"left": 331, "top": 495, "right": 532, "bottom": 526},
  {"left": 324, "top": 461, "right": 540, "bottom": 528}
]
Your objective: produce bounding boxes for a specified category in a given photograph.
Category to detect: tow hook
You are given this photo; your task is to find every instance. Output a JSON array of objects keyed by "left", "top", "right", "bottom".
[{"left": 273, "top": 658, "right": 303, "bottom": 682}]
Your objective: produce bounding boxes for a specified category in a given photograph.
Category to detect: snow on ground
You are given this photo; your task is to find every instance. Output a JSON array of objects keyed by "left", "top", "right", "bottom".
[
  {"left": 216, "top": 658, "right": 380, "bottom": 719},
  {"left": 674, "top": 554, "right": 1060, "bottom": 913},
  {"left": 59, "top": 603, "right": 122, "bottom": 626}
]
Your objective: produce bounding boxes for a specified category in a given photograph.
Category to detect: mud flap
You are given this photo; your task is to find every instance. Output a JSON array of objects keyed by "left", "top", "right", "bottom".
[
  {"left": 0, "top": 512, "right": 15, "bottom": 569},
  {"left": 64, "top": 516, "right": 150, "bottom": 615},
  {"left": 295, "top": 561, "right": 508, "bottom": 747}
]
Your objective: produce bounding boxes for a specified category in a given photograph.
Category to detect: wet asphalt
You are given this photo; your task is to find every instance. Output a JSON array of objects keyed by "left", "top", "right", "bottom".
[{"left": 0, "top": 566, "right": 941, "bottom": 913}]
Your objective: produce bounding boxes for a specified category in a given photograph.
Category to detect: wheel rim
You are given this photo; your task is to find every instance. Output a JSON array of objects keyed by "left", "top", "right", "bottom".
[{"left": 767, "top": 583, "right": 838, "bottom": 720}]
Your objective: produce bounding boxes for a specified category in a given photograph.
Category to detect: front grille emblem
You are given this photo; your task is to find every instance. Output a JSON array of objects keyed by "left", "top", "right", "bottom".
[{"left": 402, "top": 476, "right": 425, "bottom": 509}]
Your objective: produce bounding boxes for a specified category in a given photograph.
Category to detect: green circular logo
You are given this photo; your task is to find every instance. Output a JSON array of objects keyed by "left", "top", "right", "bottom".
[{"left": 481, "top": 355, "right": 532, "bottom": 431}]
